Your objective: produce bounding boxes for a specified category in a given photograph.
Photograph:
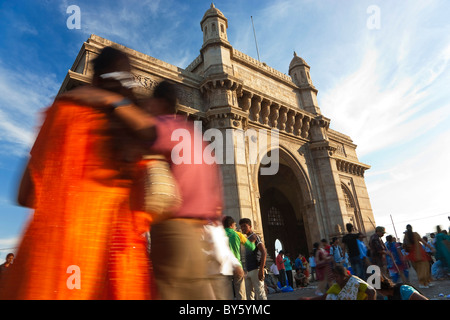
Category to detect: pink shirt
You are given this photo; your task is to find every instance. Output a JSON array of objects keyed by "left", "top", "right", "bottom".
[{"left": 150, "top": 115, "right": 223, "bottom": 220}]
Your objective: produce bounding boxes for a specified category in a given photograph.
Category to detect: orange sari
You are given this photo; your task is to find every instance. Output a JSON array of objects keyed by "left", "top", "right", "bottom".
[{"left": 0, "top": 97, "right": 155, "bottom": 299}]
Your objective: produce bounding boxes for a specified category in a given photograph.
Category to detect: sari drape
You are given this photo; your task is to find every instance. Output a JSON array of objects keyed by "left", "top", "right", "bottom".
[{"left": 0, "top": 97, "right": 154, "bottom": 299}]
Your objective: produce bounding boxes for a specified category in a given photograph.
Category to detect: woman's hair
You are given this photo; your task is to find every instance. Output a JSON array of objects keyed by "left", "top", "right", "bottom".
[
  {"left": 312, "top": 242, "right": 319, "bottom": 257},
  {"left": 380, "top": 275, "right": 422, "bottom": 300},
  {"left": 93, "top": 46, "right": 130, "bottom": 76},
  {"left": 406, "top": 224, "right": 414, "bottom": 244},
  {"left": 153, "top": 80, "right": 178, "bottom": 113}
]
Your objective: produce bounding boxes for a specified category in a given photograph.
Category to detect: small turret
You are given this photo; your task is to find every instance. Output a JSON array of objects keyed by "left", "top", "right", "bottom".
[
  {"left": 200, "top": 3, "right": 229, "bottom": 45},
  {"left": 289, "top": 52, "right": 321, "bottom": 114},
  {"left": 289, "top": 51, "right": 312, "bottom": 87},
  {"left": 199, "top": 3, "right": 232, "bottom": 76}
]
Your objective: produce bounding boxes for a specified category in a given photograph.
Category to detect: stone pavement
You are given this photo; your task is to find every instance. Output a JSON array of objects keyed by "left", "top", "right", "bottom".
[{"left": 267, "top": 268, "right": 450, "bottom": 300}]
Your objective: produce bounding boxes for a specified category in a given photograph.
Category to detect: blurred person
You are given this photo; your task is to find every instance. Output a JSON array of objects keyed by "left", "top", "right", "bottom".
[
  {"left": 222, "top": 216, "right": 256, "bottom": 300},
  {"left": 431, "top": 260, "right": 450, "bottom": 280},
  {"left": 330, "top": 237, "right": 344, "bottom": 266},
  {"left": 269, "top": 262, "right": 279, "bottom": 285},
  {"left": 321, "top": 238, "right": 331, "bottom": 255},
  {"left": 342, "top": 223, "right": 365, "bottom": 280},
  {"left": 377, "top": 276, "right": 428, "bottom": 300},
  {"left": 69, "top": 73, "right": 223, "bottom": 300},
  {"left": 422, "top": 236, "right": 434, "bottom": 273},
  {"left": 357, "top": 233, "right": 370, "bottom": 279},
  {"left": 385, "top": 235, "right": 409, "bottom": 283},
  {"left": 428, "top": 233, "right": 436, "bottom": 263},
  {"left": 264, "top": 268, "right": 281, "bottom": 294},
  {"left": 294, "top": 253, "right": 304, "bottom": 272},
  {"left": 294, "top": 268, "right": 308, "bottom": 288},
  {"left": 434, "top": 226, "right": 450, "bottom": 270},
  {"left": 239, "top": 218, "right": 267, "bottom": 300},
  {"left": 139, "top": 80, "right": 224, "bottom": 300},
  {"left": 369, "top": 226, "right": 389, "bottom": 278},
  {"left": 403, "top": 224, "right": 433, "bottom": 288},
  {"left": 308, "top": 252, "right": 316, "bottom": 281},
  {"left": 313, "top": 241, "right": 332, "bottom": 295},
  {"left": 299, "top": 253, "right": 310, "bottom": 281},
  {"left": 283, "top": 252, "right": 294, "bottom": 288},
  {"left": 300, "top": 265, "right": 376, "bottom": 300},
  {"left": 0, "top": 253, "right": 14, "bottom": 289},
  {"left": 276, "top": 250, "right": 287, "bottom": 288},
  {"left": 0, "top": 253, "right": 14, "bottom": 271},
  {"left": 0, "top": 47, "right": 155, "bottom": 300}
]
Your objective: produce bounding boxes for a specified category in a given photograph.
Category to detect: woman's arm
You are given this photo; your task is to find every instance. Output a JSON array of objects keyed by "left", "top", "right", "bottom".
[
  {"left": 17, "top": 164, "right": 34, "bottom": 208},
  {"left": 409, "top": 291, "right": 428, "bottom": 300}
]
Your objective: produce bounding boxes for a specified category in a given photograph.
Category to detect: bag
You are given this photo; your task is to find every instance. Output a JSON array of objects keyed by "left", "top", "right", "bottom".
[{"left": 130, "top": 155, "right": 182, "bottom": 223}]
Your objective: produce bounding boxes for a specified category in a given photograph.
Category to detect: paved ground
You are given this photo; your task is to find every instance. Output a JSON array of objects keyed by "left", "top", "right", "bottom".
[{"left": 267, "top": 268, "right": 450, "bottom": 300}]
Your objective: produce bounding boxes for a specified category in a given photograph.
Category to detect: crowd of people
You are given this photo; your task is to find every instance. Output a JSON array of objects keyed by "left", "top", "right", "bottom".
[
  {"left": 262, "top": 222, "right": 450, "bottom": 300},
  {"left": 0, "top": 45, "right": 448, "bottom": 301}
]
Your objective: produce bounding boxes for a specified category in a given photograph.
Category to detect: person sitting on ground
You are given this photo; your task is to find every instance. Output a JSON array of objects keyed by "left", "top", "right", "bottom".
[
  {"left": 377, "top": 276, "right": 428, "bottom": 300},
  {"left": 299, "top": 265, "right": 376, "bottom": 300},
  {"left": 294, "top": 268, "right": 308, "bottom": 288}
]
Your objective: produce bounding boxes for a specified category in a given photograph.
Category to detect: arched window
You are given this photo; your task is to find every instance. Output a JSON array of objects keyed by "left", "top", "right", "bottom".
[
  {"left": 341, "top": 183, "right": 361, "bottom": 230},
  {"left": 341, "top": 184, "right": 355, "bottom": 209}
]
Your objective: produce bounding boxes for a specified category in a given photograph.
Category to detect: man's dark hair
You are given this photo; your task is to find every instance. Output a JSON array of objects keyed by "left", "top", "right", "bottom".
[
  {"left": 153, "top": 80, "right": 178, "bottom": 113},
  {"left": 346, "top": 223, "right": 354, "bottom": 233},
  {"left": 222, "top": 216, "right": 235, "bottom": 229},
  {"left": 239, "top": 218, "right": 252, "bottom": 227},
  {"left": 93, "top": 46, "right": 130, "bottom": 75}
]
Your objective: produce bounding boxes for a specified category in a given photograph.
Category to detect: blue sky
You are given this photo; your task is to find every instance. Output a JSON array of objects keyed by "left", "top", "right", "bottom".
[{"left": 1, "top": 0, "right": 450, "bottom": 259}]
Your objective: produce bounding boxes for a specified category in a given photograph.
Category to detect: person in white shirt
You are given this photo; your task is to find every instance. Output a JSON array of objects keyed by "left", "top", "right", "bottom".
[{"left": 308, "top": 252, "right": 316, "bottom": 281}]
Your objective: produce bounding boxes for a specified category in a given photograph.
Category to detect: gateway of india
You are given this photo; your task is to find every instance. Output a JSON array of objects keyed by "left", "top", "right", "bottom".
[{"left": 58, "top": 4, "right": 377, "bottom": 258}]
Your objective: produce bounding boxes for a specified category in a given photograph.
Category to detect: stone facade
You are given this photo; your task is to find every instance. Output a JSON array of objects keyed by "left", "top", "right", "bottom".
[{"left": 58, "top": 4, "right": 376, "bottom": 259}]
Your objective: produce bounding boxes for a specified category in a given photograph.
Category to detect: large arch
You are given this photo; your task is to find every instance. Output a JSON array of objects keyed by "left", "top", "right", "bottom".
[{"left": 255, "top": 146, "right": 318, "bottom": 260}]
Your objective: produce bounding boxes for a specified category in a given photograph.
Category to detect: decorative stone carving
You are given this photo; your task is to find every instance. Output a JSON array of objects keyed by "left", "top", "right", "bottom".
[
  {"left": 250, "top": 95, "right": 262, "bottom": 122},
  {"left": 260, "top": 99, "right": 271, "bottom": 126},
  {"left": 278, "top": 106, "right": 288, "bottom": 131},
  {"left": 286, "top": 110, "right": 296, "bottom": 134},
  {"left": 269, "top": 103, "right": 280, "bottom": 128},
  {"left": 301, "top": 116, "right": 311, "bottom": 139}
]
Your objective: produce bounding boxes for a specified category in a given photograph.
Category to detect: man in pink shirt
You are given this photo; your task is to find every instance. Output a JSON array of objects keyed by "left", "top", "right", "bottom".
[{"left": 145, "top": 81, "right": 224, "bottom": 299}]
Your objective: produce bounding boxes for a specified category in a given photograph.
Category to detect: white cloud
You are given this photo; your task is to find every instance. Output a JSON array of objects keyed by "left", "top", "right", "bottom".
[{"left": 0, "top": 61, "right": 58, "bottom": 157}]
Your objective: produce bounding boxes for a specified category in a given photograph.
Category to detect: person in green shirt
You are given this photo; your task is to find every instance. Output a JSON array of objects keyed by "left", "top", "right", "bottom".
[
  {"left": 284, "top": 252, "right": 294, "bottom": 288},
  {"left": 223, "top": 216, "right": 256, "bottom": 299}
]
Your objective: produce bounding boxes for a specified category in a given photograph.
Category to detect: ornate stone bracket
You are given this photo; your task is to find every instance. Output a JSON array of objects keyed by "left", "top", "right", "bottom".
[{"left": 335, "top": 159, "right": 370, "bottom": 177}]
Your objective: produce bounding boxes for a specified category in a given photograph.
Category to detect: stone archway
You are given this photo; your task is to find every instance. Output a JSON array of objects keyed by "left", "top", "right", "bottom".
[{"left": 257, "top": 147, "right": 314, "bottom": 260}]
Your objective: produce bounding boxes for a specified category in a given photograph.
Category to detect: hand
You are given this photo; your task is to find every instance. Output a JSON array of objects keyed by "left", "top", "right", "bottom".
[
  {"left": 258, "top": 269, "right": 265, "bottom": 281},
  {"left": 234, "top": 266, "right": 245, "bottom": 279}
]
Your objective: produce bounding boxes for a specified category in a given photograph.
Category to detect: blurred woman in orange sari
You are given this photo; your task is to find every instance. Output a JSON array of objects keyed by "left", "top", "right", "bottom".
[{"left": 0, "top": 47, "right": 156, "bottom": 300}]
